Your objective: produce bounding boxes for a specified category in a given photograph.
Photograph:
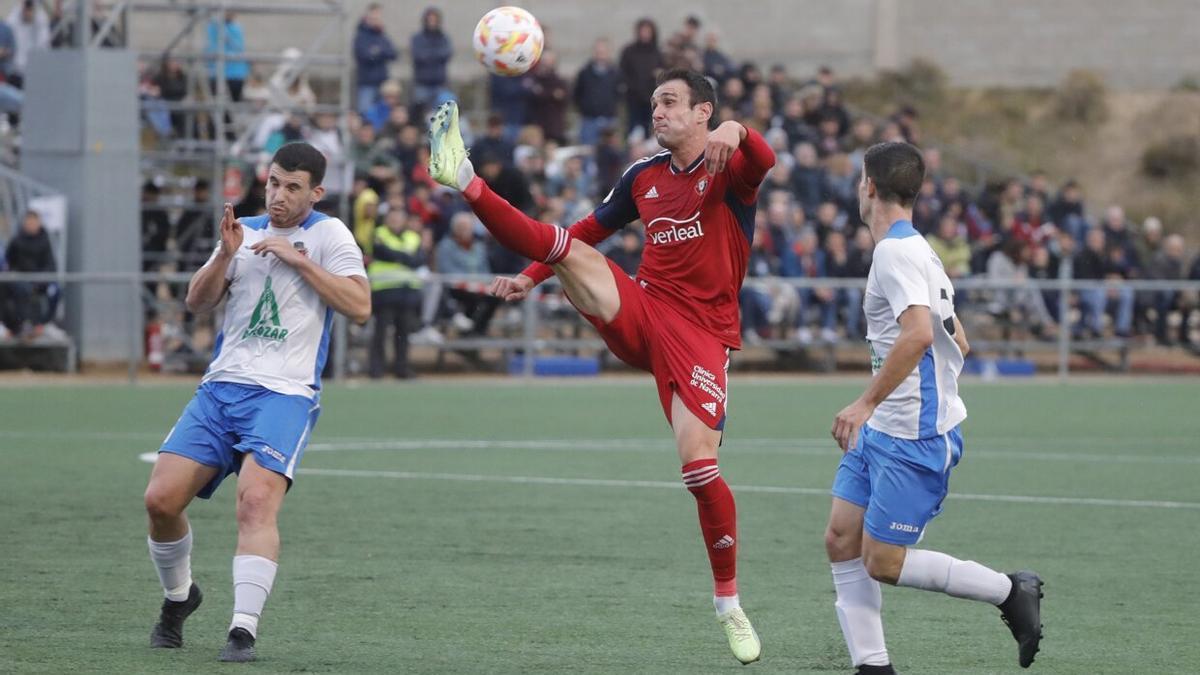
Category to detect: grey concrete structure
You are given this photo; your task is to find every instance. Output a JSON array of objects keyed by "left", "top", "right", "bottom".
[{"left": 126, "top": 0, "right": 1200, "bottom": 89}]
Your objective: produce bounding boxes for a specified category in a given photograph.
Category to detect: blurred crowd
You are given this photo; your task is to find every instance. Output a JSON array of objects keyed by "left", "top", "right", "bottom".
[{"left": 2, "top": 4, "right": 1199, "bottom": 364}]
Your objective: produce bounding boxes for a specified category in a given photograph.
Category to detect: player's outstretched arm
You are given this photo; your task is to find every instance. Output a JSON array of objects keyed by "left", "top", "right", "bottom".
[
  {"left": 185, "top": 203, "right": 239, "bottom": 313},
  {"left": 832, "top": 305, "right": 934, "bottom": 451},
  {"left": 724, "top": 124, "right": 776, "bottom": 200}
]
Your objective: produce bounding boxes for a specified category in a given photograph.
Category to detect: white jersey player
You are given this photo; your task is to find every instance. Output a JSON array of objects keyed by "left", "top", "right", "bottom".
[
  {"left": 141, "top": 143, "right": 370, "bottom": 662},
  {"left": 822, "top": 142, "right": 1044, "bottom": 674}
]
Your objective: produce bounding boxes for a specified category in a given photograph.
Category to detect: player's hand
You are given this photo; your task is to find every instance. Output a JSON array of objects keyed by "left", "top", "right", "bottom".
[
  {"left": 489, "top": 274, "right": 534, "bottom": 302},
  {"left": 704, "top": 121, "right": 745, "bottom": 174},
  {"left": 218, "top": 203, "right": 243, "bottom": 259},
  {"left": 831, "top": 398, "right": 875, "bottom": 453},
  {"left": 249, "top": 236, "right": 308, "bottom": 267}
]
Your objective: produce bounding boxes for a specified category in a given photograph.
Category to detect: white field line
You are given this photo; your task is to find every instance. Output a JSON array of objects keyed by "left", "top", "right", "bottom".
[
  {"left": 131, "top": 454, "right": 1200, "bottom": 510},
  {"left": 300, "top": 438, "right": 1200, "bottom": 465},
  {"left": 297, "top": 467, "right": 1200, "bottom": 511},
  {"left": 17, "top": 428, "right": 1195, "bottom": 465}
]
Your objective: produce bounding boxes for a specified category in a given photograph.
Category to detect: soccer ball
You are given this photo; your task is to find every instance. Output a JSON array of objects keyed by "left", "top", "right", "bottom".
[{"left": 472, "top": 6, "right": 544, "bottom": 77}]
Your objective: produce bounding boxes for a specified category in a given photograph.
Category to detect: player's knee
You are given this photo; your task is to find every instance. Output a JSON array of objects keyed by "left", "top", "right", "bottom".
[
  {"left": 863, "top": 548, "right": 903, "bottom": 585},
  {"left": 144, "top": 486, "right": 184, "bottom": 522},
  {"left": 235, "top": 486, "right": 279, "bottom": 529},
  {"left": 824, "top": 523, "right": 861, "bottom": 561}
]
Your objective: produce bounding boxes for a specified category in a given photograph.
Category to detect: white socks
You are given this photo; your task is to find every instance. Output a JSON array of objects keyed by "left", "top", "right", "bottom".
[
  {"left": 713, "top": 594, "right": 741, "bottom": 616},
  {"left": 148, "top": 529, "right": 193, "bottom": 602},
  {"left": 230, "top": 554, "right": 278, "bottom": 638},
  {"left": 831, "top": 558, "right": 890, "bottom": 667},
  {"left": 456, "top": 156, "right": 477, "bottom": 191},
  {"left": 897, "top": 549, "right": 1012, "bottom": 605}
]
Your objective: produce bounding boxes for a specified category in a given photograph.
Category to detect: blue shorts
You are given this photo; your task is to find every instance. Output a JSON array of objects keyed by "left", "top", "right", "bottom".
[
  {"left": 831, "top": 424, "right": 964, "bottom": 546},
  {"left": 159, "top": 382, "right": 320, "bottom": 499}
]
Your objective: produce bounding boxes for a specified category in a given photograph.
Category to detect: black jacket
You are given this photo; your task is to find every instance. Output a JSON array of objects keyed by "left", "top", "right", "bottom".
[{"left": 5, "top": 228, "right": 56, "bottom": 273}]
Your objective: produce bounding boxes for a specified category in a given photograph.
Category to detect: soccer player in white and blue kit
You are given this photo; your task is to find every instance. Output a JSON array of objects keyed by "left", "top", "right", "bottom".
[
  {"left": 142, "top": 143, "right": 370, "bottom": 662},
  {"left": 824, "top": 143, "right": 1043, "bottom": 674}
]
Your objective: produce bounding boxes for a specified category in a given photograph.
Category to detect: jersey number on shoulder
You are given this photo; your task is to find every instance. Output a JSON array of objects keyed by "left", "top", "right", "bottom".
[{"left": 939, "top": 288, "right": 956, "bottom": 335}]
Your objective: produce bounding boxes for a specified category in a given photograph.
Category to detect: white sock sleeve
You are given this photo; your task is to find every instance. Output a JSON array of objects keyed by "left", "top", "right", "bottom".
[
  {"left": 148, "top": 529, "right": 193, "bottom": 602},
  {"left": 831, "top": 558, "right": 890, "bottom": 667},
  {"left": 897, "top": 549, "right": 1012, "bottom": 605},
  {"left": 230, "top": 554, "right": 278, "bottom": 638},
  {"left": 456, "top": 157, "right": 477, "bottom": 191}
]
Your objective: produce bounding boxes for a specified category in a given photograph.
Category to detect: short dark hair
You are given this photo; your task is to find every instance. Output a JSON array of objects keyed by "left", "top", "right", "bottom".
[
  {"left": 271, "top": 142, "right": 326, "bottom": 187},
  {"left": 655, "top": 68, "right": 718, "bottom": 130},
  {"left": 863, "top": 142, "right": 924, "bottom": 207}
]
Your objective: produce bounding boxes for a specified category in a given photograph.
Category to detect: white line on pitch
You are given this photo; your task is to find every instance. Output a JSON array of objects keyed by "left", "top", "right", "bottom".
[
  {"left": 300, "top": 438, "right": 1200, "bottom": 465},
  {"left": 297, "top": 467, "right": 1200, "bottom": 510}
]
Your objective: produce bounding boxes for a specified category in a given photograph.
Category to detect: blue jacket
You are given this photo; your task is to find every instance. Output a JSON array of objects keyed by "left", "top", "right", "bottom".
[
  {"left": 0, "top": 21, "right": 14, "bottom": 78},
  {"left": 353, "top": 21, "right": 397, "bottom": 88},
  {"left": 410, "top": 28, "right": 452, "bottom": 87},
  {"left": 205, "top": 19, "right": 249, "bottom": 80}
]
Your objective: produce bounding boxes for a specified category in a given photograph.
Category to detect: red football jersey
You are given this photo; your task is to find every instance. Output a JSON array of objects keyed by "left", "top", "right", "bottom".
[{"left": 524, "top": 128, "right": 774, "bottom": 348}]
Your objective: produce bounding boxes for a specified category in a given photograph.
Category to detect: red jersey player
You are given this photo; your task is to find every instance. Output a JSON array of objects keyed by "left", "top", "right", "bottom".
[{"left": 428, "top": 68, "right": 774, "bottom": 664}]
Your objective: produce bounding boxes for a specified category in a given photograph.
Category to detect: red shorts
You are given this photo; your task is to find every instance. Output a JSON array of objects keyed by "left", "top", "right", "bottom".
[{"left": 576, "top": 260, "right": 731, "bottom": 430}]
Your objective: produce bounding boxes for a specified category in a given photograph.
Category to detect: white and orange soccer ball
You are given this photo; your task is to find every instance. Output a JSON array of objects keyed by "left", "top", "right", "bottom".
[{"left": 472, "top": 6, "right": 544, "bottom": 77}]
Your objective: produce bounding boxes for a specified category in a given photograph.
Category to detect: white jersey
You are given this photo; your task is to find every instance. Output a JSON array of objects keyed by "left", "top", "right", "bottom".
[
  {"left": 863, "top": 220, "right": 967, "bottom": 439},
  {"left": 201, "top": 210, "right": 366, "bottom": 399}
]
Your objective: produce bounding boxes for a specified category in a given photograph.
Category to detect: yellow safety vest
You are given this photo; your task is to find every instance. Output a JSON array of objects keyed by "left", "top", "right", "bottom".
[{"left": 368, "top": 227, "right": 422, "bottom": 291}]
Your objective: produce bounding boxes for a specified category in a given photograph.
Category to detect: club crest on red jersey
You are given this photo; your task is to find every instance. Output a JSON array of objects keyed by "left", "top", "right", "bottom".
[{"left": 696, "top": 178, "right": 708, "bottom": 195}]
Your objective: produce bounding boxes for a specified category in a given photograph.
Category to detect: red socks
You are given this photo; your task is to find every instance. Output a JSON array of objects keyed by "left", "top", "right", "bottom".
[
  {"left": 682, "top": 458, "right": 738, "bottom": 597},
  {"left": 464, "top": 177, "right": 571, "bottom": 265}
]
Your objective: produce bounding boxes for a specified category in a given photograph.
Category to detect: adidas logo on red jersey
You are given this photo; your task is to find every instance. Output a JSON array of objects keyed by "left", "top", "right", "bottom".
[{"left": 643, "top": 186, "right": 659, "bottom": 199}]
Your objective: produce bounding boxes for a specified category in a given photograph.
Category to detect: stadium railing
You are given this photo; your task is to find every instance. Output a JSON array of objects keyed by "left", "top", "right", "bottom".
[{"left": 0, "top": 271, "right": 1197, "bottom": 380}]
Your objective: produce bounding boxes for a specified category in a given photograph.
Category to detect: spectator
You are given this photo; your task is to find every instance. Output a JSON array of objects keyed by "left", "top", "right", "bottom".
[
  {"left": 607, "top": 229, "right": 644, "bottom": 277},
  {"left": 268, "top": 47, "right": 317, "bottom": 111},
  {"left": 307, "top": 112, "right": 348, "bottom": 204},
  {"left": 619, "top": 17, "right": 664, "bottom": 138},
  {"left": 174, "top": 179, "right": 214, "bottom": 269},
  {"left": 5, "top": 0, "right": 49, "bottom": 89},
  {"left": 573, "top": 38, "right": 619, "bottom": 146},
  {"left": 1148, "top": 233, "right": 1190, "bottom": 345},
  {"left": 353, "top": 2, "right": 398, "bottom": 113},
  {"left": 1010, "top": 194, "right": 1048, "bottom": 245},
  {"left": 489, "top": 70, "right": 532, "bottom": 143},
  {"left": 436, "top": 212, "right": 500, "bottom": 336},
  {"left": 1025, "top": 170, "right": 1051, "bottom": 204},
  {"left": 927, "top": 213, "right": 971, "bottom": 279},
  {"left": 987, "top": 237, "right": 1055, "bottom": 336},
  {"left": 1075, "top": 228, "right": 1133, "bottom": 338},
  {"left": 790, "top": 142, "right": 825, "bottom": 215},
  {"left": 1101, "top": 205, "right": 1138, "bottom": 268},
  {"left": 701, "top": 31, "right": 734, "bottom": 85},
  {"left": 1047, "top": 179, "right": 1087, "bottom": 240},
  {"left": 823, "top": 229, "right": 863, "bottom": 339},
  {"left": 350, "top": 122, "right": 400, "bottom": 181},
  {"left": 665, "top": 15, "right": 701, "bottom": 69},
  {"left": 740, "top": 222, "right": 778, "bottom": 343},
  {"left": 1028, "top": 244, "right": 1063, "bottom": 323},
  {"left": 593, "top": 127, "right": 625, "bottom": 198},
  {"left": 140, "top": 181, "right": 170, "bottom": 282},
  {"left": 774, "top": 96, "right": 815, "bottom": 150},
  {"left": 350, "top": 173, "right": 380, "bottom": 253},
  {"left": 367, "top": 209, "right": 427, "bottom": 379},
  {"left": 205, "top": 11, "right": 248, "bottom": 102},
  {"left": 2, "top": 210, "right": 59, "bottom": 339},
  {"left": 363, "top": 79, "right": 403, "bottom": 132},
  {"left": 472, "top": 114, "right": 514, "bottom": 167},
  {"left": 410, "top": 6, "right": 452, "bottom": 114},
  {"left": 528, "top": 50, "right": 569, "bottom": 145},
  {"left": 154, "top": 57, "right": 189, "bottom": 137},
  {"left": 0, "top": 16, "right": 15, "bottom": 82}
]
